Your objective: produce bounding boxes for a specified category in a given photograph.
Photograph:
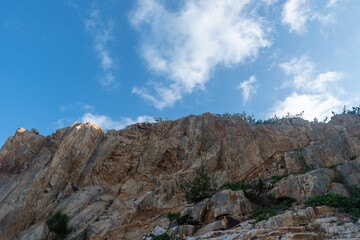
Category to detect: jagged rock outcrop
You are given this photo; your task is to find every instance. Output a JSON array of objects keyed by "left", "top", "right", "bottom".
[{"left": 1, "top": 113, "right": 360, "bottom": 239}]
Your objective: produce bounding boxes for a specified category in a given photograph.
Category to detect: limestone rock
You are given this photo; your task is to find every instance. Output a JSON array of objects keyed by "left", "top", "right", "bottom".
[
  {"left": 208, "top": 189, "right": 257, "bottom": 220},
  {"left": 195, "top": 220, "right": 222, "bottom": 236},
  {"left": 338, "top": 159, "right": 360, "bottom": 186},
  {"left": 272, "top": 168, "right": 336, "bottom": 201},
  {"left": 0, "top": 114, "right": 360, "bottom": 240},
  {"left": 151, "top": 226, "right": 166, "bottom": 235}
]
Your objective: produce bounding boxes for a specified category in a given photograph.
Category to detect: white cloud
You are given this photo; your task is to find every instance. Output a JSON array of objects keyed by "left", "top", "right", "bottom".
[
  {"left": 81, "top": 113, "right": 154, "bottom": 130},
  {"left": 132, "top": 84, "right": 181, "bottom": 110},
  {"left": 130, "top": 0, "right": 271, "bottom": 109},
  {"left": 282, "top": 0, "right": 310, "bottom": 33},
  {"left": 237, "top": 76, "right": 258, "bottom": 104},
  {"left": 279, "top": 55, "right": 314, "bottom": 89},
  {"left": 271, "top": 55, "right": 353, "bottom": 120},
  {"left": 310, "top": 71, "right": 343, "bottom": 92},
  {"left": 279, "top": 56, "right": 343, "bottom": 92},
  {"left": 262, "top": 0, "right": 278, "bottom": 5},
  {"left": 271, "top": 92, "right": 343, "bottom": 121},
  {"left": 282, "top": 0, "right": 335, "bottom": 34},
  {"left": 327, "top": 0, "right": 339, "bottom": 8},
  {"left": 85, "top": 9, "right": 116, "bottom": 88}
]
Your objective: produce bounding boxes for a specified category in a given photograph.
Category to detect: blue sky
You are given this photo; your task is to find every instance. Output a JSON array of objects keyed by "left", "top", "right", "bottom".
[{"left": 1, "top": 0, "right": 360, "bottom": 146}]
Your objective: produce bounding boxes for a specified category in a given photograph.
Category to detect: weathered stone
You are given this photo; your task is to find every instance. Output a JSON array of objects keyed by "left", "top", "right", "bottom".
[
  {"left": 219, "top": 215, "right": 240, "bottom": 229},
  {"left": 329, "top": 182, "right": 350, "bottom": 197},
  {"left": 284, "top": 151, "right": 304, "bottom": 173},
  {"left": 182, "top": 201, "right": 207, "bottom": 221},
  {"left": 152, "top": 225, "right": 166, "bottom": 235},
  {"left": 272, "top": 168, "right": 336, "bottom": 201},
  {"left": 0, "top": 114, "right": 360, "bottom": 240},
  {"left": 339, "top": 159, "right": 360, "bottom": 186},
  {"left": 314, "top": 206, "right": 335, "bottom": 217},
  {"left": 16, "top": 222, "right": 48, "bottom": 240},
  {"left": 208, "top": 189, "right": 257, "bottom": 220},
  {"left": 121, "top": 178, "right": 143, "bottom": 196},
  {"left": 55, "top": 186, "right": 104, "bottom": 217},
  {"left": 170, "top": 225, "right": 197, "bottom": 237},
  {"left": 195, "top": 220, "right": 222, "bottom": 236},
  {"left": 31, "top": 128, "right": 39, "bottom": 135}
]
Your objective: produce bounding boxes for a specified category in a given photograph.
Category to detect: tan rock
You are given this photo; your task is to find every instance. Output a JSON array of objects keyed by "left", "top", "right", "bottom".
[
  {"left": 1, "top": 114, "right": 360, "bottom": 239},
  {"left": 195, "top": 220, "right": 222, "bottom": 236},
  {"left": 272, "top": 168, "right": 336, "bottom": 201},
  {"left": 207, "top": 189, "right": 257, "bottom": 221}
]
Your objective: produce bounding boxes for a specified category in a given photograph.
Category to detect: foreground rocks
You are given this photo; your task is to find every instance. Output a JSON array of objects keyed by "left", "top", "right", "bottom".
[
  {"left": 0, "top": 113, "right": 360, "bottom": 239},
  {"left": 187, "top": 206, "right": 360, "bottom": 240}
]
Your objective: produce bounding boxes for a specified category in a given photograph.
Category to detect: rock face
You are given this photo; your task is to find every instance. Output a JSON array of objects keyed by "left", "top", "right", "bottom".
[{"left": 0, "top": 114, "right": 360, "bottom": 240}]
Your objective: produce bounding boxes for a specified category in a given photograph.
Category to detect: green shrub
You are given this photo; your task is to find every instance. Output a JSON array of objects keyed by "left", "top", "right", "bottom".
[
  {"left": 271, "top": 174, "right": 289, "bottom": 184},
  {"left": 306, "top": 193, "right": 346, "bottom": 207},
  {"left": 167, "top": 212, "right": 199, "bottom": 225},
  {"left": 167, "top": 212, "right": 180, "bottom": 221},
  {"left": 176, "top": 214, "right": 199, "bottom": 226},
  {"left": 252, "top": 196, "right": 296, "bottom": 222},
  {"left": 153, "top": 233, "right": 170, "bottom": 240},
  {"left": 342, "top": 186, "right": 360, "bottom": 220},
  {"left": 222, "top": 182, "right": 250, "bottom": 191},
  {"left": 324, "top": 163, "right": 343, "bottom": 169},
  {"left": 244, "top": 179, "right": 273, "bottom": 207},
  {"left": 306, "top": 189, "right": 360, "bottom": 221},
  {"left": 179, "top": 165, "right": 215, "bottom": 203},
  {"left": 46, "top": 211, "right": 71, "bottom": 240},
  {"left": 350, "top": 154, "right": 357, "bottom": 160}
]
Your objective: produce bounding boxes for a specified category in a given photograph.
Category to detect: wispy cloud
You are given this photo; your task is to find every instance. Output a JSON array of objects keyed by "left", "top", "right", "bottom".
[
  {"left": 282, "top": 0, "right": 310, "bottom": 33},
  {"left": 130, "top": 0, "right": 271, "bottom": 109},
  {"left": 262, "top": 0, "right": 278, "bottom": 5},
  {"left": 282, "top": 0, "right": 335, "bottom": 34},
  {"left": 237, "top": 76, "right": 258, "bottom": 104},
  {"left": 85, "top": 8, "right": 117, "bottom": 88},
  {"left": 327, "top": 0, "right": 339, "bottom": 8},
  {"left": 60, "top": 101, "right": 95, "bottom": 112},
  {"left": 271, "top": 55, "right": 354, "bottom": 120},
  {"left": 81, "top": 113, "right": 154, "bottom": 130}
]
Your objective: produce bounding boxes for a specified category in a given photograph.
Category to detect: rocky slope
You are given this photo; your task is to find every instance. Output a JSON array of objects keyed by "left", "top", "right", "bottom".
[{"left": 1, "top": 113, "right": 360, "bottom": 240}]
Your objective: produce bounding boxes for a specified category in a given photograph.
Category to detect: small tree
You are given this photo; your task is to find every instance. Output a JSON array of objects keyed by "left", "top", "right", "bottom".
[
  {"left": 244, "top": 178, "right": 273, "bottom": 207},
  {"left": 180, "top": 165, "right": 215, "bottom": 203},
  {"left": 46, "top": 211, "right": 70, "bottom": 240}
]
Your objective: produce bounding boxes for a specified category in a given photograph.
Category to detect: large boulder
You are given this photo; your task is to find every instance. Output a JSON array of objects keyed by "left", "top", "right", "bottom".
[{"left": 272, "top": 168, "right": 349, "bottom": 201}]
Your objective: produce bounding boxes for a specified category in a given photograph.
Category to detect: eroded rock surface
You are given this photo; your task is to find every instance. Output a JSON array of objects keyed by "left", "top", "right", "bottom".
[{"left": 0, "top": 113, "right": 360, "bottom": 240}]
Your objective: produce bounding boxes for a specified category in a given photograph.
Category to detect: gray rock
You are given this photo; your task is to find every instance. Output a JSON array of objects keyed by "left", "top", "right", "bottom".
[
  {"left": 209, "top": 189, "right": 257, "bottom": 219},
  {"left": 339, "top": 159, "right": 360, "bottom": 186},
  {"left": 31, "top": 128, "right": 39, "bottom": 135},
  {"left": 272, "top": 168, "right": 335, "bottom": 201},
  {"left": 195, "top": 220, "right": 222, "bottom": 236},
  {"left": 284, "top": 151, "right": 303, "bottom": 173},
  {"left": 16, "top": 222, "right": 48, "bottom": 240},
  {"left": 170, "top": 225, "right": 197, "bottom": 237},
  {"left": 152, "top": 225, "right": 166, "bottom": 235}
]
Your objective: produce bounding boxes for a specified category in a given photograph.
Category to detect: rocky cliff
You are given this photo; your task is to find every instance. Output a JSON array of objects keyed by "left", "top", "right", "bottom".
[{"left": 1, "top": 113, "right": 360, "bottom": 240}]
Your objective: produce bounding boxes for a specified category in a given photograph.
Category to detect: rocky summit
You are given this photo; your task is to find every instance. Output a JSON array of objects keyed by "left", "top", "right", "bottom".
[{"left": 1, "top": 113, "right": 360, "bottom": 240}]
